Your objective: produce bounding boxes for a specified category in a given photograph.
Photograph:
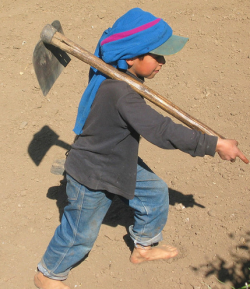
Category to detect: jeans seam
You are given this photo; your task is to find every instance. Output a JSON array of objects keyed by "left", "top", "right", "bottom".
[
  {"left": 52, "top": 185, "right": 85, "bottom": 272},
  {"left": 136, "top": 178, "right": 159, "bottom": 182},
  {"left": 136, "top": 196, "right": 148, "bottom": 237}
]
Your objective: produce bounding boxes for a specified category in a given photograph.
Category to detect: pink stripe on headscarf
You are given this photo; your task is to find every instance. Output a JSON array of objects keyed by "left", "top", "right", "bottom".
[{"left": 101, "top": 18, "right": 161, "bottom": 46}]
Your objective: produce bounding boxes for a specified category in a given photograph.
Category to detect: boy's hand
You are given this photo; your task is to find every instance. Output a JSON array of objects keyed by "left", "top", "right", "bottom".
[{"left": 216, "top": 138, "right": 249, "bottom": 164}]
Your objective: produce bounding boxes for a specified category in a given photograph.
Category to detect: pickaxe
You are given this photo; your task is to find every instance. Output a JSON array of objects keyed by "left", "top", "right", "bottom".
[{"left": 33, "top": 20, "right": 225, "bottom": 139}]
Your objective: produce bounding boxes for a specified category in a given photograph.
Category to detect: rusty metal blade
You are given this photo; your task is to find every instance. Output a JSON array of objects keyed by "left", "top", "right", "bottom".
[{"left": 32, "top": 21, "right": 71, "bottom": 96}]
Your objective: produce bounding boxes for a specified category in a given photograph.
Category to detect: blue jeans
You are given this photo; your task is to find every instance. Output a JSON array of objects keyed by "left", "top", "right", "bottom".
[{"left": 38, "top": 159, "right": 169, "bottom": 280}]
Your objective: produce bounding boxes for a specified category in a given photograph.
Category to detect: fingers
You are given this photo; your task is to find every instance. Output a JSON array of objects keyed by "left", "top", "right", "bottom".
[
  {"left": 229, "top": 146, "right": 249, "bottom": 164},
  {"left": 229, "top": 148, "right": 249, "bottom": 164},
  {"left": 233, "top": 143, "right": 249, "bottom": 164},
  {"left": 237, "top": 150, "right": 249, "bottom": 164},
  {"left": 216, "top": 138, "right": 249, "bottom": 164}
]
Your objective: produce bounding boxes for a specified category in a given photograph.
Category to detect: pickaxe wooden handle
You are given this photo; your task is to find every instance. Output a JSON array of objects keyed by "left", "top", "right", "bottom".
[{"left": 40, "top": 24, "right": 224, "bottom": 138}]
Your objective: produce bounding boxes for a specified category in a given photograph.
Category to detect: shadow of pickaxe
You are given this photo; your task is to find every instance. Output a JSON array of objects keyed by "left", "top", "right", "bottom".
[{"left": 28, "top": 125, "right": 71, "bottom": 166}]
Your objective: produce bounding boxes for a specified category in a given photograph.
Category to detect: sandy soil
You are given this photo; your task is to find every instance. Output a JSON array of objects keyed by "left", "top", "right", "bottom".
[{"left": 1, "top": 0, "right": 250, "bottom": 288}]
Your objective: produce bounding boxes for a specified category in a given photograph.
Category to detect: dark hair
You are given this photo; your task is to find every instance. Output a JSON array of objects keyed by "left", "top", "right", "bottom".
[
  {"left": 137, "top": 53, "right": 148, "bottom": 60},
  {"left": 137, "top": 53, "right": 163, "bottom": 60}
]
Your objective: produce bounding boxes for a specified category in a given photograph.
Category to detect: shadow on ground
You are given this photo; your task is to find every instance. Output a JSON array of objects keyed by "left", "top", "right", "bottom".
[
  {"left": 192, "top": 232, "right": 250, "bottom": 288},
  {"left": 28, "top": 125, "right": 71, "bottom": 166},
  {"left": 46, "top": 173, "right": 206, "bottom": 225}
]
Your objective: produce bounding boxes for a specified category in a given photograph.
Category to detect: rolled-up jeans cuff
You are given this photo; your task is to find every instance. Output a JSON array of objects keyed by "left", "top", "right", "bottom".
[
  {"left": 129, "top": 225, "right": 163, "bottom": 247},
  {"left": 37, "top": 260, "right": 69, "bottom": 281}
]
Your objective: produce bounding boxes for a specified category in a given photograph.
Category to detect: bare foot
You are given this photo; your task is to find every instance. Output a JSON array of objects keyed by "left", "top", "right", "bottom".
[
  {"left": 34, "top": 272, "right": 71, "bottom": 289},
  {"left": 130, "top": 244, "right": 178, "bottom": 264}
]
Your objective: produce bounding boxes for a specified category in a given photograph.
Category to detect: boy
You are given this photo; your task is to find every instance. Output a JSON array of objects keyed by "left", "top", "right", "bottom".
[{"left": 34, "top": 8, "right": 248, "bottom": 289}]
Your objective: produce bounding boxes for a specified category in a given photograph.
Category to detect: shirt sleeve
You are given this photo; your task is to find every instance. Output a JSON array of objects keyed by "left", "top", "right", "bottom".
[{"left": 117, "top": 88, "right": 218, "bottom": 157}]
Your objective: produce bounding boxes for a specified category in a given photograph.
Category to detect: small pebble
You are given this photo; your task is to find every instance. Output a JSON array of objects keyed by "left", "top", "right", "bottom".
[
  {"left": 50, "top": 159, "right": 65, "bottom": 175},
  {"left": 19, "top": 121, "right": 27, "bottom": 129},
  {"left": 208, "top": 210, "right": 216, "bottom": 217},
  {"left": 176, "top": 203, "right": 185, "bottom": 211}
]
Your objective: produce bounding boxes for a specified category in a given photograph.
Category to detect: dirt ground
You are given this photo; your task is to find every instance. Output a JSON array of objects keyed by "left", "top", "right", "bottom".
[{"left": 1, "top": 0, "right": 250, "bottom": 288}]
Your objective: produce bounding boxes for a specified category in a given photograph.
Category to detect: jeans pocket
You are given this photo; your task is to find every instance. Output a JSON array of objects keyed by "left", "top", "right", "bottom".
[{"left": 66, "top": 174, "right": 81, "bottom": 201}]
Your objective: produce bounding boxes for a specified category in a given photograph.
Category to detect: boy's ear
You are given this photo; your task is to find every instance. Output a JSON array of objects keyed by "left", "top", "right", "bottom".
[{"left": 126, "top": 59, "right": 135, "bottom": 66}]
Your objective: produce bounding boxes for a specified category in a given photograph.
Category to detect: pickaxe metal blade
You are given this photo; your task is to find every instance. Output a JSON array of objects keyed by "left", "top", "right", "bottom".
[{"left": 33, "top": 20, "right": 71, "bottom": 96}]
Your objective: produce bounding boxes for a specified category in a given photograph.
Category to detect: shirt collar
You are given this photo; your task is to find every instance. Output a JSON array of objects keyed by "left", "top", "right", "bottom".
[{"left": 125, "top": 70, "right": 144, "bottom": 83}]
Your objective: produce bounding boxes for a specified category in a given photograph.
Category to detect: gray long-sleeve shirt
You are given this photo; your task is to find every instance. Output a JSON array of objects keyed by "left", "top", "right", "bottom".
[{"left": 65, "top": 72, "right": 217, "bottom": 199}]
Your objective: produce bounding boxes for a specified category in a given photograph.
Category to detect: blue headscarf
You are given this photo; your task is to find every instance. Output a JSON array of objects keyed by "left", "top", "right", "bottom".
[{"left": 73, "top": 8, "right": 173, "bottom": 134}]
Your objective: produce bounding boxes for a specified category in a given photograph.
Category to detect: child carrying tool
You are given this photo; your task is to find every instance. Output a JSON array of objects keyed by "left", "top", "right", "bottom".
[{"left": 34, "top": 8, "right": 248, "bottom": 289}]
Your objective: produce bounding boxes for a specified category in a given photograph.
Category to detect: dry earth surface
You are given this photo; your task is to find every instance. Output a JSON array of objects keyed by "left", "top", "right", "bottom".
[{"left": 1, "top": 0, "right": 250, "bottom": 288}]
